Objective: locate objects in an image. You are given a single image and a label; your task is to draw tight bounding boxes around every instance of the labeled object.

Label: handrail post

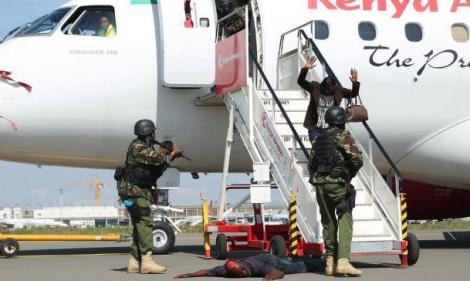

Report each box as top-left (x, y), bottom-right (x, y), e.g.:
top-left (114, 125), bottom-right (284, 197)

top-left (248, 85), bottom-right (254, 144)
top-left (369, 136), bottom-right (374, 192)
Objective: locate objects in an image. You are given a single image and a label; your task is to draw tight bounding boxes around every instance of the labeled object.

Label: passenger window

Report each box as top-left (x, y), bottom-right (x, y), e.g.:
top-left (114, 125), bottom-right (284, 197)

top-left (452, 23), bottom-right (469, 43)
top-left (314, 20), bottom-right (329, 40)
top-left (405, 23), bottom-right (423, 42)
top-left (358, 21), bottom-right (376, 41)
top-left (63, 6), bottom-right (117, 37)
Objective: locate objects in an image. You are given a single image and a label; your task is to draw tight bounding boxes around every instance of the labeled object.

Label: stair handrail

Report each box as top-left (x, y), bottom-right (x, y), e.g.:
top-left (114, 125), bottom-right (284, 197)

top-left (249, 51), bottom-right (310, 159)
top-left (297, 29), bottom-right (404, 193)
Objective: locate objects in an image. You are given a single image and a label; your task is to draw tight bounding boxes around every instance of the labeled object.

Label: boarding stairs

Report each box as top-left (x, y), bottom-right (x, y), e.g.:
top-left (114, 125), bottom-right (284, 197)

top-left (219, 20), bottom-right (404, 255)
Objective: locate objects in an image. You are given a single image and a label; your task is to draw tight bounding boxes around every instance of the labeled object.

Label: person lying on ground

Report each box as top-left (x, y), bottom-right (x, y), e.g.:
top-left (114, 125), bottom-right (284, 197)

top-left (174, 253), bottom-right (324, 280)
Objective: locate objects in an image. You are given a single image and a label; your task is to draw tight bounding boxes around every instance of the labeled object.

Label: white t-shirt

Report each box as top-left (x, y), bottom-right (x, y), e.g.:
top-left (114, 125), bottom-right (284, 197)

top-left (316, 95), bottom-right (335, 128)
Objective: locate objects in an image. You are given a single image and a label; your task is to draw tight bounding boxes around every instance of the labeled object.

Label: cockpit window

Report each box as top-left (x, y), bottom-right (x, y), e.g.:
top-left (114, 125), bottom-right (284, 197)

top-left (15, 8), bottom-right (71, 37)
top-left (1, 26), bottom-right (21, 43)
top-left (63, 6), bottom-right (117, 37)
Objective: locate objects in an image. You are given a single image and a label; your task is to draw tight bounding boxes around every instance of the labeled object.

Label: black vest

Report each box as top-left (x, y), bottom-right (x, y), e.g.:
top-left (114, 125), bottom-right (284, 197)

top-left (310, 127), bottom-right (347, 178)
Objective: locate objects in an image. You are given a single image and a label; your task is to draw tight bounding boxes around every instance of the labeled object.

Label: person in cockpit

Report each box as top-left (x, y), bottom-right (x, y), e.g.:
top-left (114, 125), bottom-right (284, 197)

top-left (98, 16), bottom-right (116, 37)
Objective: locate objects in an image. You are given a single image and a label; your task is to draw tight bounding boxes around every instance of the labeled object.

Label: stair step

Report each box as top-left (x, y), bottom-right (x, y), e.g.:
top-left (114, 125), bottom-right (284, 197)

top-left (353, 208), bottom-right (380, 220)
top-left (275, 123), bottom-right (309, 136)
top-left (282, 135), bottom-right (311, 149)
top-left (353, 234), bottom-right (394, 239)
top-left (351, 240), bottom-right (397, 253)
top-left (257, 89), bottom-right (308, 99)
top-left (355, 191), bottom-right (373, 205)
top-left (352, 220), bottom-right (391, 237)
top-left (271, 112), bottom-right (306, 123)
top-left (261, 100), bottom-right (309, 112)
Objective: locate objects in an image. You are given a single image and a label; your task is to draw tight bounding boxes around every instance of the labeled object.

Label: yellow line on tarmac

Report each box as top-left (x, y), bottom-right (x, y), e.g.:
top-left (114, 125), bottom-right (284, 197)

top-left (19, 253), bottom-right (128, 258)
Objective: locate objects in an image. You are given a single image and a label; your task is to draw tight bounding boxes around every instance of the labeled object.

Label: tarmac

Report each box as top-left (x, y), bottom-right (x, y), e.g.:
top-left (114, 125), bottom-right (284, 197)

top-left (1, 230), bottom-right (470, 281)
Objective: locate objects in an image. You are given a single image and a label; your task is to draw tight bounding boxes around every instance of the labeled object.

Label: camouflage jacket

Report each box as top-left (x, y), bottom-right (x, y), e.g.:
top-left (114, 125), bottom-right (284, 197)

top-left (126, 138), bottom-right (169, 169)
top-left (309, 127), bottom-right (363, 184)
top-left (118, 138), bottom-right (169, 199)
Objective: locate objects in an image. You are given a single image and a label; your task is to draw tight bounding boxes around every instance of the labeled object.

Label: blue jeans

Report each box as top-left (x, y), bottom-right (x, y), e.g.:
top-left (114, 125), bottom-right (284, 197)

top-left (261, 254), bottom-right (324, 274)
top-left (308, 127), bottom-right (325, 142)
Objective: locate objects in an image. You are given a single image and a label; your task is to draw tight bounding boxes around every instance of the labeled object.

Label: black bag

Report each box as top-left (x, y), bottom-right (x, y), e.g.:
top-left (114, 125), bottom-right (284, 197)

top-left (114, 167), bottom-right (125, 181)
top-left (337, 184), bottom-right (356, 215)
top-left (347, 184), bottom-right (356, 210)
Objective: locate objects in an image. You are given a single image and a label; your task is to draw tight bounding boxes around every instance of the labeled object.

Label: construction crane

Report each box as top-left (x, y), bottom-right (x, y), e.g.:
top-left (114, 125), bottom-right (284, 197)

top-left (74, 176), bottom-right (106, 207)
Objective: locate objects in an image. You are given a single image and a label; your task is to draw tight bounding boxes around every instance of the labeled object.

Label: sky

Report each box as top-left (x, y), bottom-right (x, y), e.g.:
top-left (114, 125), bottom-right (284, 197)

top-left (0, 0), bottom-right (281, 208)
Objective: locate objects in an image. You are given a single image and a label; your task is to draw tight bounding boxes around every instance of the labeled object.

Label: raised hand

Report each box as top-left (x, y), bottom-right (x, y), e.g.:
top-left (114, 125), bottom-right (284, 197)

top-left (350, 68), bottom-right (358, 83)
top-left (305, 56), bottom-right (317, 69)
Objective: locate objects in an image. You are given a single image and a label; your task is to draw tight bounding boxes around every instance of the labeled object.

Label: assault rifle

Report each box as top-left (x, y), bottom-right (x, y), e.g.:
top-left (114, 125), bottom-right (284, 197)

top-left (152, 140), bottom-right (192, 161)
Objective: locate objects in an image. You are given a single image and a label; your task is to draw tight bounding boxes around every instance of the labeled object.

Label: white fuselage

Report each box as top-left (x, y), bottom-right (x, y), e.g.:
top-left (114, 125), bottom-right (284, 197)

top-left (0, 0), bottom-right (469, 189)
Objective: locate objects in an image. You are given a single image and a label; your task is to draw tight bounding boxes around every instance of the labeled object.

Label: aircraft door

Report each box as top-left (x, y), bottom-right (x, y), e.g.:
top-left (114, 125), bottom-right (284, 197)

top-left (278, 21), bottom-right (324, 90)
top-left (157, 0), bottom-right (216, 88)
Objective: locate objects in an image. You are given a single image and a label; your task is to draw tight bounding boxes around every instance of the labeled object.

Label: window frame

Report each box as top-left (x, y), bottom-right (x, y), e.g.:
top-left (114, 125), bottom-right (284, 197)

top-left (451, 23), bottom-right (469, 43)
top-left (14, 7), bottom-right (74, 38)
top-left (314, 20), bottom-right (329, 40)
top-left (358, 21), bottom-right (377, 41)
top-left (404, 22), bottom-right (424, 42)
top-left (64, 5), bottom-right (117, 37)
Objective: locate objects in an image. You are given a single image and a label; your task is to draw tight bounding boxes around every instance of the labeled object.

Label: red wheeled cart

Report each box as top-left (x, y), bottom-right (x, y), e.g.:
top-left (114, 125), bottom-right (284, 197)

top-left (203, 184), bottom-right (323, 260)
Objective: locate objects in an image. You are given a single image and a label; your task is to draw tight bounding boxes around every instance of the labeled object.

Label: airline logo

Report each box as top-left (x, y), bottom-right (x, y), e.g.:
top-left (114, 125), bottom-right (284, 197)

top-left (215, 30), bottom-right (248, 96)
top-left (261, 112), bottom-right (284, 158)
top-left (364, 45), bottom-right (470, 79)
top-left (218, 53), bottom-right (242, 69)
top-left (308, 0), bottom-right (470, 18)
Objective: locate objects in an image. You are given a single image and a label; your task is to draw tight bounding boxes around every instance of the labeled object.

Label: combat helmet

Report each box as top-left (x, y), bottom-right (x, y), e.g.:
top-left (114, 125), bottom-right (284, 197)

top-left (325, 106), bottom-right (347, 125)
top-left (134, 119), bottom-right (156, 137)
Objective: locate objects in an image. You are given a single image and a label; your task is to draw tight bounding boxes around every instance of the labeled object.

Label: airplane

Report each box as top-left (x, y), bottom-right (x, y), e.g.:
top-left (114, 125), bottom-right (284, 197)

top-left (1, 0), bottom-right (470, 223)
top-left (0, 218), bottom-right (69, 229)
top-left (0, 222), bottom-right (14, 229)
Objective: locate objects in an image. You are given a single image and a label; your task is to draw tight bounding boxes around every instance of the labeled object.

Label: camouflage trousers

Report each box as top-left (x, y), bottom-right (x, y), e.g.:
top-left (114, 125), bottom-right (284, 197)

top-left (315, 182), bottom-right (353, 259)
top-left (119, 180), bottom-right (154, 260)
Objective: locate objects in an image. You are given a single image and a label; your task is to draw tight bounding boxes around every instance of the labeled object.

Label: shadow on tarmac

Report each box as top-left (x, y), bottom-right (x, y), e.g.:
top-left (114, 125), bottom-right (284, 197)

top-left (419, 231), bottom-right (470, 249)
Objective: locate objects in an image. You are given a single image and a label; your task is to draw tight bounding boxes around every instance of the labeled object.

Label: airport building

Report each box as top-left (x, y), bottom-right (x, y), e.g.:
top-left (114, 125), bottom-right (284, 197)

top-left (169, 204), bottom-right (287, 219)
top-left (32, 206), bottom-right (127, 227)
top-left (0, 208), bottom-right (23, 219)
top-left (1, 204), bottom-right (288, 228)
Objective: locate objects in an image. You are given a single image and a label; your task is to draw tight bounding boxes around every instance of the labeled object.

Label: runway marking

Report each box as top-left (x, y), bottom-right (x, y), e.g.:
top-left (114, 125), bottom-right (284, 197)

top-left (447, 232), bottom-right (457, 240)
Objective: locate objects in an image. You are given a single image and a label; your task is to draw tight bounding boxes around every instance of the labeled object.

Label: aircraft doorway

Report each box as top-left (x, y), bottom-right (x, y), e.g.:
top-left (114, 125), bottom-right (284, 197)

top-left (214, 0), bottom-right (259, 79)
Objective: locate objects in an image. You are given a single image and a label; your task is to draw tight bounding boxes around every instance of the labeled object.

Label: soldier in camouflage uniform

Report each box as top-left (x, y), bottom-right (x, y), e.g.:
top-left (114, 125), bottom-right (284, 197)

top-left (225, 6), bottom-right (245, 37)
top-left (308, 107), bottom-right (363, 277)
top-left (117, 119), bottom-right (182, 274)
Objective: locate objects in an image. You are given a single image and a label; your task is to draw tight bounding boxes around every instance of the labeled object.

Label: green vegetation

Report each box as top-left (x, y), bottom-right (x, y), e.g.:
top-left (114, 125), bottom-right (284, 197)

top-left (3, 220), bottom-right (469, 235)
top-left (2, 224), bottom-right (205, 235)
top-left (2, 226), bottom-right (132, 235)
top-left (178, 224), bottom-right (203, 233)
top-left (409, 220), bottom-right (470, 231)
